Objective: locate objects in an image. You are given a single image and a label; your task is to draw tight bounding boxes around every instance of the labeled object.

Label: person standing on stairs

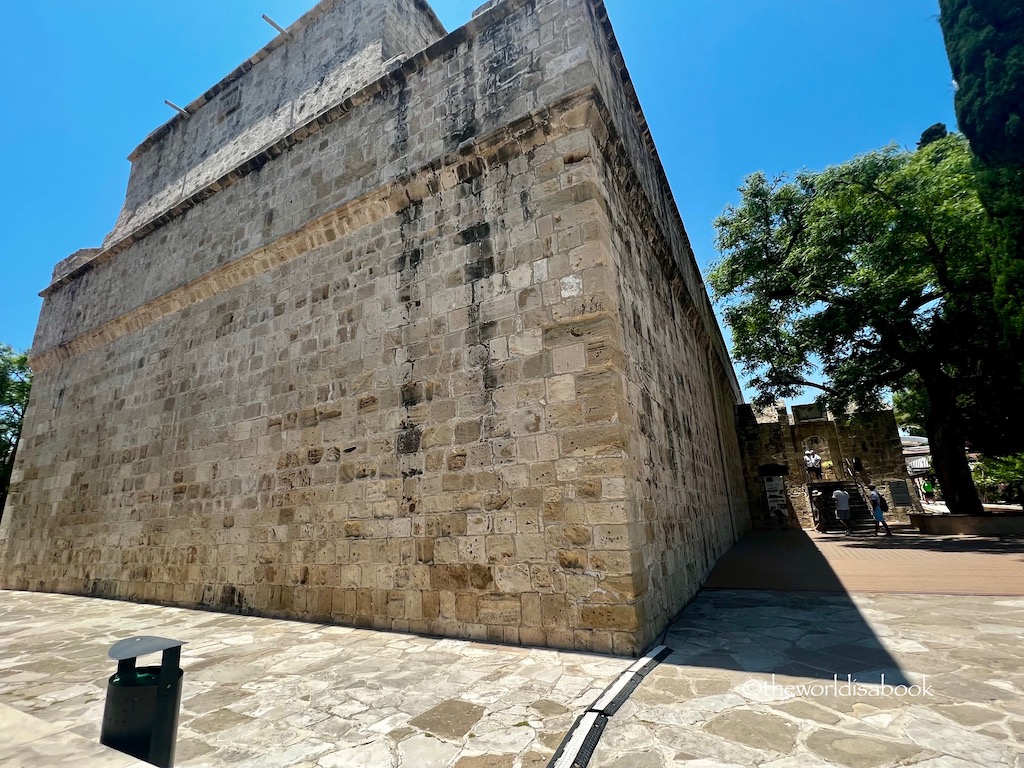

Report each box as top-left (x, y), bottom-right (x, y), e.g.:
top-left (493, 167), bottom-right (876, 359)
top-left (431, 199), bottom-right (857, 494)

top-left (805, 450), bottom-right (823, 481)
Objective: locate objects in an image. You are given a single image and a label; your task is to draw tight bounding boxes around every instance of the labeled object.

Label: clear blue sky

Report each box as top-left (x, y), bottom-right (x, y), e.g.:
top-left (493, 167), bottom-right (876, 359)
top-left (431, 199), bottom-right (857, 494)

top-left (0, 0), bottom-right (956, 395)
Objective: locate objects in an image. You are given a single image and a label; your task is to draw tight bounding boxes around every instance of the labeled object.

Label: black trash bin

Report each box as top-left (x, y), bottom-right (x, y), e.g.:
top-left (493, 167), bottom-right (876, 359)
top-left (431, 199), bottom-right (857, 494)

top-left (100, 635), bottom-right (186, 768)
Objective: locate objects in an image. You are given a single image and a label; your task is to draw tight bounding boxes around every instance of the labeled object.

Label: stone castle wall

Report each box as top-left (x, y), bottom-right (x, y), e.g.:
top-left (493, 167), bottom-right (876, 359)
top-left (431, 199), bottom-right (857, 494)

top-left (1, 0), bottom-right (748, 655)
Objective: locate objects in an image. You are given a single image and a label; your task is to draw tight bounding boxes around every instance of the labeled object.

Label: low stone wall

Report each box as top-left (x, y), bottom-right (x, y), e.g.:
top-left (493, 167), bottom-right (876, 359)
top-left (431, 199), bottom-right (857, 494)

top-left (909, 513), bottom-right (1024, 536)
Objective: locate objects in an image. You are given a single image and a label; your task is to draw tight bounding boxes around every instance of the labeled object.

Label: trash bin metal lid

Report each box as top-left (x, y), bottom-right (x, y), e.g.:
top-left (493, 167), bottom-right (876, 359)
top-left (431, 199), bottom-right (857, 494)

top-left (108, 636), bottom-right (187, 661)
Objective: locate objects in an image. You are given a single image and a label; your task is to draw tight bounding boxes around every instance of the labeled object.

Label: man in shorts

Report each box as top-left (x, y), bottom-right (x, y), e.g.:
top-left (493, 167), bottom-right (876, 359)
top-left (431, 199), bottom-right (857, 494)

top-left (868, 484), bottom-right (893, 536)
top-left (832, 487), bottom-right (853, 535)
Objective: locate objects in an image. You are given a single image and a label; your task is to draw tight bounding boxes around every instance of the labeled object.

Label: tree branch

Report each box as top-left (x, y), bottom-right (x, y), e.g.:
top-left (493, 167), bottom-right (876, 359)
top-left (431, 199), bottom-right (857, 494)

top-left (769, 379), bottom-right (840, 396)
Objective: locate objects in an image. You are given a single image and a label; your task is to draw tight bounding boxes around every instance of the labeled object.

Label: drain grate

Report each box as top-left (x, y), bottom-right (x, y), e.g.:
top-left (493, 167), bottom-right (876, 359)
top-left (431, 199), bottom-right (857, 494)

top-left (546, 644), bottom-right (674, 768)
top-left (548, 711), bottom-right (608, 768)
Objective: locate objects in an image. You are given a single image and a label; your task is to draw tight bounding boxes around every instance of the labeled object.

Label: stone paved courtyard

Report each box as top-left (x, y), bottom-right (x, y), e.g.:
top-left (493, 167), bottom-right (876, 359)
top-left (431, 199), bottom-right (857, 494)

top-left (2, 583), bottom-right (1023, 767)
top-left (595, 590), bottom-right (1024, 767)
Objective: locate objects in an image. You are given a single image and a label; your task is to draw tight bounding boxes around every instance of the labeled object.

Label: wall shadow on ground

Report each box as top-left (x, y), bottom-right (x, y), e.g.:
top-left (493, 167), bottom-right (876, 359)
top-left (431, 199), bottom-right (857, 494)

top-left (835, 528), bottom-right (1024, 557)
top-left (659, 530), bottom-right (912, 685)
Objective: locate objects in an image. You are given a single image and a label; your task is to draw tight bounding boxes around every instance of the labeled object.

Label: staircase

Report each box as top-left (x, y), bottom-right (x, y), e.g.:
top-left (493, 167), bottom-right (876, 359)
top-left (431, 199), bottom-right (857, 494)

top-left (810, 480), bottom-right (874, 532)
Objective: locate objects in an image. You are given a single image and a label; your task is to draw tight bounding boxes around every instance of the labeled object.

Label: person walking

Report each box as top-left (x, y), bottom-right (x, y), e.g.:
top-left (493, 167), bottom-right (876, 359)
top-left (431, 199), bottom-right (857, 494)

top-left (922, 478), bottom-right (936, 502)
top-left (868, 484), bottom-right (893, 536)
top-left (831, 487), bottom-right (853, 535)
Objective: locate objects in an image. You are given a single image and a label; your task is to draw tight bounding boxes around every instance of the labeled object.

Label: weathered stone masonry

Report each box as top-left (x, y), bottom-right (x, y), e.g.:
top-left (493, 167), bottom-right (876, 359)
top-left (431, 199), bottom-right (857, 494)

top-left (1, 0), bottom-right (749, 655)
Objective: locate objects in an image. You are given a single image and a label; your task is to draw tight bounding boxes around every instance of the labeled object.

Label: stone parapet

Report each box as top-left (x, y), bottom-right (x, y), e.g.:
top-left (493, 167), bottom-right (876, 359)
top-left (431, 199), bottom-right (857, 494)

top-left (105, 0), bottom-right (446, 249)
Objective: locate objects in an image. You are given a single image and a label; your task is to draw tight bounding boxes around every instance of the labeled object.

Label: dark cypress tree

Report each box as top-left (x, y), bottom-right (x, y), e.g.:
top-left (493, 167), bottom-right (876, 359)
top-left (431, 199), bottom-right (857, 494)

top-left (939, 0), bottom-right (1024, 349)
top-left (918, 122), bottom-right (948, 148)
top-left (940, 0), bottom-right (1024, 167)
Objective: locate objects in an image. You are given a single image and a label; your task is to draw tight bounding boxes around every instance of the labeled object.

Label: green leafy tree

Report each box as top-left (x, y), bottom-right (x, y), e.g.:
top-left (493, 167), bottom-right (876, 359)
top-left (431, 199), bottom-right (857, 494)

top-left (939, 0), bottom-right (1024, 345)
top-left (972, 453), bottom-right (1024, 503)
top-left (710, 134), bottom-right (1023, 516)
top-left (1, 344), bottom-right (31, 519)
top-left (892, 376), bottom-right (929, 437)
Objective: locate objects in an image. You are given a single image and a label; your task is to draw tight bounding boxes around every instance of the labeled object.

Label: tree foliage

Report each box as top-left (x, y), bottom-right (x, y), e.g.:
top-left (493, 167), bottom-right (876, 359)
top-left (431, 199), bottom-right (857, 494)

top-left (711, 135), bottom-right (995, 411)
top-left (918, 122), bottom-right (949, 149)
top-left (0, 344), bottom-right (31, 517)
top-left (710, 135), bottom-right (1022, 515)
top-left (939, 0), bottom-right (1024, 344)
top-left (892, 375), bottom-right (929, 436)
top-left (939, 0), bottom-right (1024, 168)
top-left (972, 453), bottom-right (1024, 503)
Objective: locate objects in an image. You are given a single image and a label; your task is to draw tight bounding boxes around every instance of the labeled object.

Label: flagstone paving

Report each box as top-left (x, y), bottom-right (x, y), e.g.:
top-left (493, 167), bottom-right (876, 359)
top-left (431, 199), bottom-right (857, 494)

top-left (0, 590), bottom-right (623, 767)
top-left (594, 590), bottom-right (1024, 767)
top-left (4, 526), bottom-right (1024, 766)
top-left (1, 588), bottom-right (1023, 767)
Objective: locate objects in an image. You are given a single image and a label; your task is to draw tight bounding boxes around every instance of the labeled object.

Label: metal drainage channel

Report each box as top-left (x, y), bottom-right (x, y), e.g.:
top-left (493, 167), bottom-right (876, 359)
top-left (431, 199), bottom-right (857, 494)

top-left (547, 645), bottom-right (674, 768)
